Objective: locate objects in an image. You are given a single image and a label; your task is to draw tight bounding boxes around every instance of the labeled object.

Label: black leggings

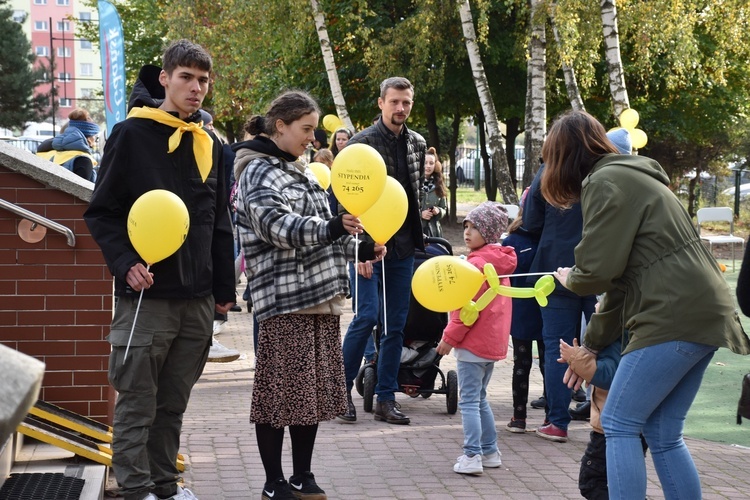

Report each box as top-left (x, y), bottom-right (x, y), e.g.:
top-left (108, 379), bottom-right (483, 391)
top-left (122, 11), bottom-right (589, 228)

top-left (256, 423), bottom-right (319, 482)
top-left (511, 337), bottom-right (545, 420)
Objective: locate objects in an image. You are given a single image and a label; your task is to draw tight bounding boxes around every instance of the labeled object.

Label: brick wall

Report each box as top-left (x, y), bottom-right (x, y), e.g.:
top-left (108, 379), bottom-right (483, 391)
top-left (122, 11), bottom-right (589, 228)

top-left (0, 152), bottom-right (114, 425)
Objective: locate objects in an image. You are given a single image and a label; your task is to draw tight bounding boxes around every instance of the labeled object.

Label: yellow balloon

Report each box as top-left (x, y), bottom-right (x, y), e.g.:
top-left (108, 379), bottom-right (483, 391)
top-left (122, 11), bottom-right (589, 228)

top-left (631, 128), bottom-right (648, 149)
top-left (459, 273), bottom-right (556, 325)
top-left (359, 177), bottom-right (408, 245)
top-left (619, 108), bottom-right (639, 130)
top-left (322, 114), bottom-right (343, 133)
top-left (412, 256), bottom-right (485, 313)
top-left (127, 189), bottom-right (190, 265)
top-left (331, 143), bottom-right (387, 216)
top-left (308, 162), bottom-right (331, 190)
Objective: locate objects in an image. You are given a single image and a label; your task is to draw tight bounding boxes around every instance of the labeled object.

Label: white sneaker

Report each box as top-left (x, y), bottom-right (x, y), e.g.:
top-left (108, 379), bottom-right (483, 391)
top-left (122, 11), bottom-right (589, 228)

top-left (454, 454), bottom-right (483, 474)
top-left (207, 337), bottom-right (240, 363)
top-left (169, 486), bottom-right (199, 499)
top-left (482, 450), bottom-right (502, 468)
top-left (212, 319), bottom-right (225, 336)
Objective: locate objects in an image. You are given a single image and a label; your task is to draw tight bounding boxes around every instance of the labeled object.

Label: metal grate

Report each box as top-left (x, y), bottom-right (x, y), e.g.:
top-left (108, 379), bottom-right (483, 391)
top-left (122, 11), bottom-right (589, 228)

top-left (0, 472), bottom-right (84, 500)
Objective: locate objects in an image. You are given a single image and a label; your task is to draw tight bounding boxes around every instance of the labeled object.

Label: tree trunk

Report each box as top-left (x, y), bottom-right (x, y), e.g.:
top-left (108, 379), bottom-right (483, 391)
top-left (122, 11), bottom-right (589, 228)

top-left (601, 0), bottom-right (629, 119)
top-left (549, 3), bottom-right (585, 111)
top-left (524, 0), bottom-right (546, 188)
top-left (448, 111), bottom-right (461, 224)
top-left (505, 115), bottom-right (520, 188)
top-left (310, 0), bottom-right (354, 131)
top-left (458, 0), bottom-right (518, 204)
top-left (425, 102), bottom-right (440, 152)
top-left (477, 111), bottom-right (496, 201)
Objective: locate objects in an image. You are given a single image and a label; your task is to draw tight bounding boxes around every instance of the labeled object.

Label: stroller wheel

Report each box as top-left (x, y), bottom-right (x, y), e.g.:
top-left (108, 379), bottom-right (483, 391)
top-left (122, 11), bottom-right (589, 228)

top-left (446, 370), bottom-right (458, 415)
top-left (354, 363), bottom-right (369, 397)
top-left (421, 392), bottom-right (432, 399)
top-left (363, 364), bottom-right (376, 413)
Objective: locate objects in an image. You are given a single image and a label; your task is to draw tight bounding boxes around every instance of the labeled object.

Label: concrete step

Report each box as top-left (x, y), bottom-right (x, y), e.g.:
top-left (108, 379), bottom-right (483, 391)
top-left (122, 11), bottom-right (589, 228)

top-left (7, 434), bottom-right (106, 500)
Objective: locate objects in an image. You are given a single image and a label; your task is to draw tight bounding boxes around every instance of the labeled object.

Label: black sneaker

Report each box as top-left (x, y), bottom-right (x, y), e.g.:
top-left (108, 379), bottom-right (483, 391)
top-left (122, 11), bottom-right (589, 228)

top-left (288, 472), bottom-right (326, 500)
top-left (530, 395), bottom-right (546, 409)
top-left (262, 478), bottom-right (296, 500)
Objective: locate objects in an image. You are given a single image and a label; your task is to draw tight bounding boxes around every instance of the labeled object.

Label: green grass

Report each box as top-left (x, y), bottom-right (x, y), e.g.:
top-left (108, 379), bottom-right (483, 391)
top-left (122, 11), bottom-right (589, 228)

top-left (451, 186), bottom-right (491, 204)
top-left (684, 259), bottom-right (750, 446)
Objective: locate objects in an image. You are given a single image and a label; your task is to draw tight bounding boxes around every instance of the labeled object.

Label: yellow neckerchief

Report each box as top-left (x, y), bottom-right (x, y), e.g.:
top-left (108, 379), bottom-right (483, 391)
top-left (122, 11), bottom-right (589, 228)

top-left (37, 149), bottom-right (97, 166)
top-left (127, 106), bottom-right (214, 182)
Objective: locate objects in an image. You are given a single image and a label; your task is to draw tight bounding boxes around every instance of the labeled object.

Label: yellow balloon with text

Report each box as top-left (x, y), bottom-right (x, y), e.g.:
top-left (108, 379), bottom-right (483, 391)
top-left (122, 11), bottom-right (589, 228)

top-left (359, 177), bottom-right (408, 245)
top-left (631, 128), bottom-right (648, 149)
top-left (412, 256), bottom-right (485, 313)
top-left (308, 162), bottom-right (331, 190)
top-left (619, 108), bottom-right (640, 130)
top-left (331, 143), bottom-right (387, 216)
top-left (322, 114), bottom-right (343, 133)
top-left (127, 190), bottom-right (190, 265)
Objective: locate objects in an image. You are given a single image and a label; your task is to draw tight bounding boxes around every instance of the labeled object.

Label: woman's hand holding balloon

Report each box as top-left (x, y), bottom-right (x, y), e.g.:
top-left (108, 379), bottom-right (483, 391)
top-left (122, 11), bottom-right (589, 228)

top-left (341, 214), bottom-right (364, 235)
top-left (373, 244), bottom-right (387, 261)
top-left (553, 266), bottom-right (572, 290)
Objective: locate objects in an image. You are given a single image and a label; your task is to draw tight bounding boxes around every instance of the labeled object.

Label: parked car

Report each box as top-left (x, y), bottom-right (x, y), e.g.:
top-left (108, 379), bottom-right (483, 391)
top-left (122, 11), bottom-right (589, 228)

top-left (721, 183), bottom-right (750, 199)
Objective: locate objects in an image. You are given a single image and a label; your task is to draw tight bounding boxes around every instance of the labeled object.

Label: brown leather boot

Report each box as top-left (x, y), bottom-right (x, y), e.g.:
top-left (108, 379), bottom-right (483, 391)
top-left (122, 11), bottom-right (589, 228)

top-left (373, 400), bottom-right (410, 425)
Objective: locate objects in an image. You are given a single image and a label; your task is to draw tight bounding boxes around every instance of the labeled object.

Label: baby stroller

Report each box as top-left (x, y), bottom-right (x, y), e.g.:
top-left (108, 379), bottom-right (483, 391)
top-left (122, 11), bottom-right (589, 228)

top-left (354, 236), bottom-right (459, 415)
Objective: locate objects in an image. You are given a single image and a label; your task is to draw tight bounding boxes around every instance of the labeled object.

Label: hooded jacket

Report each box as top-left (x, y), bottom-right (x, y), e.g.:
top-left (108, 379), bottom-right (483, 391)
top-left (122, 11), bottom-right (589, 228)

top-left (36, 126), bottom-right (97, 182)
top-left (233, 137), bottom-right (362, 322)
top-left (568, 154), bottom-right (750, 355)
top-left (83, 65), bottom-right (235, 304)
top-left (441, 244), bottom-right (517, 361)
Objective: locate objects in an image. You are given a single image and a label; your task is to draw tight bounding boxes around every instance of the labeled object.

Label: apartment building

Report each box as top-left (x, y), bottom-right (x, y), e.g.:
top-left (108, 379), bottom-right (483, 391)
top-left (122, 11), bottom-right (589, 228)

top-left (11, 0), bottom-right (103, 123)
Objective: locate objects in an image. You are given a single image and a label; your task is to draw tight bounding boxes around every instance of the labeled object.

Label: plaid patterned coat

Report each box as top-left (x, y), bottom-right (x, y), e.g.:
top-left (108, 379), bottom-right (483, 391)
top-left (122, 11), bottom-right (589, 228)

top-left (235, 148), bottom-right (358, 322)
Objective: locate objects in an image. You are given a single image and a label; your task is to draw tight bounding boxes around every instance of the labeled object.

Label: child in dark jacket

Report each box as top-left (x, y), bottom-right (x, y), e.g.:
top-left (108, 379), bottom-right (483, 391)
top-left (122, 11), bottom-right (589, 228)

top-left (437, 202), bottom-right (517, 475)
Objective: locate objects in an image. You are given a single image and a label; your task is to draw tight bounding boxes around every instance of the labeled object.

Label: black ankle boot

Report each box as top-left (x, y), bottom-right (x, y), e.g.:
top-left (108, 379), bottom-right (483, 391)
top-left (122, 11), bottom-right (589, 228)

top-left (337, 392), bottom-right (356, 422)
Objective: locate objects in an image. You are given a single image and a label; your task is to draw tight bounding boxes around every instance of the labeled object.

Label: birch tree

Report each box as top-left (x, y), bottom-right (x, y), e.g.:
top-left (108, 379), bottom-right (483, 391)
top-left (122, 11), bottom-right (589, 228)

top-left (549, 2), bottom-right (584, 112)
top-left (457, 0), bottom-right (518, 204)
top-left (309, 0), bottom-right (354, 132)
top-left (600, 0), bottom-right (629, 119)
top-left (523, 0), bottom-right (547, 187)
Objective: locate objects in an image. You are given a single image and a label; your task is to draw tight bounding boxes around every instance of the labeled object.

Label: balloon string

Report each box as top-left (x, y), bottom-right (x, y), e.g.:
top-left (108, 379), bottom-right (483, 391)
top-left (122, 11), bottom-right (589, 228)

top-left (123, 264), bottom-right (149, 363)
top-left (496, 271), bottom-right (554, 279)
top-left (381, 260), bottom-right (388, 337)
top-left (356, 235), bottom-right (360, 316)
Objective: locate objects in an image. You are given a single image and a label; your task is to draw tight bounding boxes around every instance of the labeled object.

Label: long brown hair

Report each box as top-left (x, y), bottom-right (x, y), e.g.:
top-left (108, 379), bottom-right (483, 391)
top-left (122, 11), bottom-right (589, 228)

top-left (541, 110), bottom-right (619, 208)
top-left (425, 147), bottom-right (446, 198)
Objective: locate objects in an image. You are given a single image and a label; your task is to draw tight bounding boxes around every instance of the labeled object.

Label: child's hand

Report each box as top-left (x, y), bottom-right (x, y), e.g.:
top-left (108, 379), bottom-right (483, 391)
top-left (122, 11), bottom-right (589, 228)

top-left (563, 366), bottom-right (585, 391)
top-left (557, 338), bottom-right (579, 364)
top-left (436, 339), bottom-right (452, 356)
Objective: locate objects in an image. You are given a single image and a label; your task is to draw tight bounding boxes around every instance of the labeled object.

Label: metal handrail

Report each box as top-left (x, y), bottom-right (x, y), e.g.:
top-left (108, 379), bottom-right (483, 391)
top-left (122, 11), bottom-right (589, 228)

top-left (0, 198), bottom-right (76, 247)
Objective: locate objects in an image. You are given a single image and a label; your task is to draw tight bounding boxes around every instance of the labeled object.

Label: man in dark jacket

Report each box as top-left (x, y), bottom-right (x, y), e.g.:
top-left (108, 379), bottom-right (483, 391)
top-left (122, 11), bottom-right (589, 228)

top-left (338, 76), bottom-right (426, 425)
top-left (84, 40), bottom-right (235, 500)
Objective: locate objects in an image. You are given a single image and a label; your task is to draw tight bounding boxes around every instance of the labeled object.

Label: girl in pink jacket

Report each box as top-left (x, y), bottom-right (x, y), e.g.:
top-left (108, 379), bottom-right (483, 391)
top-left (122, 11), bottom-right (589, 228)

top-left (437, 202), bottom-right (517, 475)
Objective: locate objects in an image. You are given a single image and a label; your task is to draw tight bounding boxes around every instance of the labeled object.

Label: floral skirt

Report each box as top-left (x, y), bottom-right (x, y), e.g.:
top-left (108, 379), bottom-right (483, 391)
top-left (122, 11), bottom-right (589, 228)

top-left (250, 314), bottom-right (347, 428)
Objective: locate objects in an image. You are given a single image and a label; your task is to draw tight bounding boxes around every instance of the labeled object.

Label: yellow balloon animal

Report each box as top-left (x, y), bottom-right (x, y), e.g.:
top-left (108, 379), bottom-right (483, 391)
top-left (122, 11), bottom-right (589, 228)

top-left (459, 264), bottom-right (555, 326)
top-left (411, 256), bottom-right (486, 313)
top-left (308, 162), bottom-right (331, 190)
top-left (127, 189), bottom-right (190, 265)
top-left (359, 177), bottom-right (408, 245)
top-left (331, 143), bottom-right (387, 216)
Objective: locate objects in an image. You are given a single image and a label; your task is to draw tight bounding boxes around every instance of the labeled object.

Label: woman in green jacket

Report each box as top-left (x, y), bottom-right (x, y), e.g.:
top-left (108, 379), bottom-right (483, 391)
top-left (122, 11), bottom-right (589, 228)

top-left (546, 110), bottom-right (750, 500)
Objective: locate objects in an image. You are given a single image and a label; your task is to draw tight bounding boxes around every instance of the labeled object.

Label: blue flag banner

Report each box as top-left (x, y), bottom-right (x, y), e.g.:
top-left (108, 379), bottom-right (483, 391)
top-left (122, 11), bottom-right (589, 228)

top-left (97, 0), bottom-right (125, 136)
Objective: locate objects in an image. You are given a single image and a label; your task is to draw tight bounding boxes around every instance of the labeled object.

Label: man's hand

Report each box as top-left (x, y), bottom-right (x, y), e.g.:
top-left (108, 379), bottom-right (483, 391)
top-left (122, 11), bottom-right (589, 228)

top-left (215, 302), bottom-right (234, 315)
top-left (126, 263), bottom-right (154, 292)
top-left (357, 261), bottom-right (373, 279)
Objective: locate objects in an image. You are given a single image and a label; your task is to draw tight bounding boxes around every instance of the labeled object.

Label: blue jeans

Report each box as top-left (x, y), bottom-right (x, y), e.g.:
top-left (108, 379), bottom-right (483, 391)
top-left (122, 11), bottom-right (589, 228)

top-left (342, 256), bottom-right (414, 401)
top-left (541, 293), bottom-right (596, 430)
top-left (457, 360), bottom-right (498, 457)
top-left (602, 340), bottom-right (716, 500)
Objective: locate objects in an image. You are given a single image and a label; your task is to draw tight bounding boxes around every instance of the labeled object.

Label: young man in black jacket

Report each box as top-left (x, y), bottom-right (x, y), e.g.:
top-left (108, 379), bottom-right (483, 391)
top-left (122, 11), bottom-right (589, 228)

top-left (84, 40), bottom-right (235, 500)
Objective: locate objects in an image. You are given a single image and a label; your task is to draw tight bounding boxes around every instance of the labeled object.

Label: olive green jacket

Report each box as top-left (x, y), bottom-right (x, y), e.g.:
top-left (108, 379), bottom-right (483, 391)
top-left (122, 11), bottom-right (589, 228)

top-left (567, 154), bottom-right (750, 355)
